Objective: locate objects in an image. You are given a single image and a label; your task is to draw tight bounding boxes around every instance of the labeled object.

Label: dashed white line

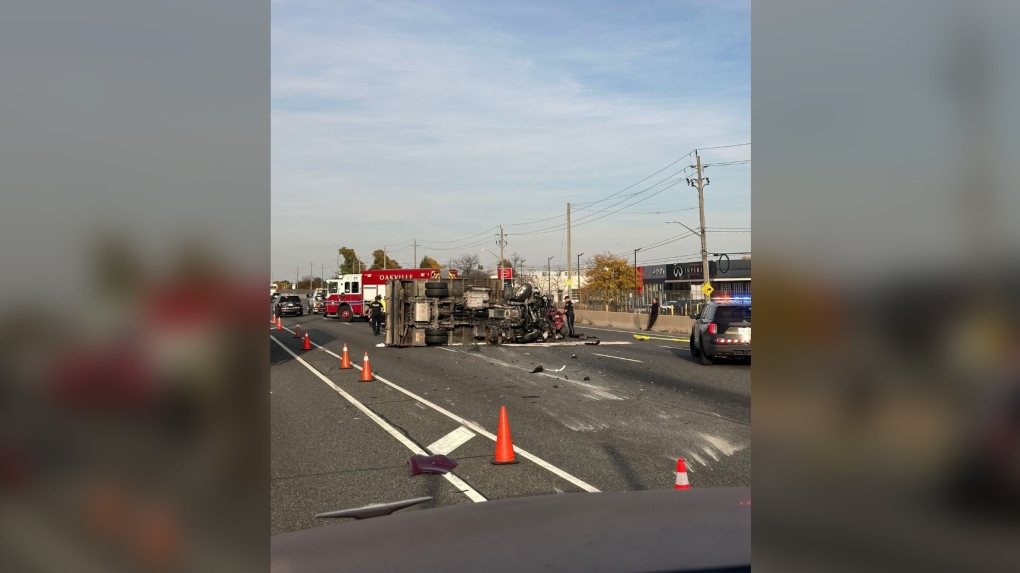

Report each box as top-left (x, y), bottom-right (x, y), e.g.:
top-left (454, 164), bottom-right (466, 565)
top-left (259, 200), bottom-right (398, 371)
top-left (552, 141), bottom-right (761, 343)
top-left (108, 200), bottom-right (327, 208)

top-left (270, 335), bottom-right (487, 503)
top-left (427, 426), bottom-right (476, 456)
top-left (593, 353), bottom-right (643, 363)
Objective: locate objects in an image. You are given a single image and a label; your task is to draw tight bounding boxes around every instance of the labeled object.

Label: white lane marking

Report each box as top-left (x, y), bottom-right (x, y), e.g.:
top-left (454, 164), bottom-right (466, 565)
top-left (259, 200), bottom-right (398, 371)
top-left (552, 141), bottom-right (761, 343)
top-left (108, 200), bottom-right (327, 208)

top-left (593, 353), bottom-right (643, 363)
top-left (501, 341), bottom-right (633, 346)
top-left (285, 333), bottom-right (599, 493)
top-left (660, 345), bottom-right (691, 351)
top-left (270, 335), bottom-right (486, 503)
top-left (427, 426), bottom-right (476, 456)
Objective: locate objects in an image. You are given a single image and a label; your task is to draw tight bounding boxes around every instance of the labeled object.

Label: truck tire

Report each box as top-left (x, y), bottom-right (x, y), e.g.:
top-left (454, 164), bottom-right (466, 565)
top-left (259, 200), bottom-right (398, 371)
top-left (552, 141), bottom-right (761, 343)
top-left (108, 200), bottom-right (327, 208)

top-left (425, 286), bottom-right (449, 298)
top-left (424, 281), bottom-right (446, 290)
top-left (338, 306), bottom-right (354, 322)
top-left (424, 328), bottom-right (447, 346)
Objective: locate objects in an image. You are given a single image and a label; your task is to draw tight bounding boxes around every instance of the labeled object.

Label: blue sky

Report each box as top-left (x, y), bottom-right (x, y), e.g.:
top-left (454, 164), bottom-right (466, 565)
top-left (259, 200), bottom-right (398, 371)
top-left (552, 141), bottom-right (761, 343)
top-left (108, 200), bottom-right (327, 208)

top-left (272, 0), bottom-right (749, 280)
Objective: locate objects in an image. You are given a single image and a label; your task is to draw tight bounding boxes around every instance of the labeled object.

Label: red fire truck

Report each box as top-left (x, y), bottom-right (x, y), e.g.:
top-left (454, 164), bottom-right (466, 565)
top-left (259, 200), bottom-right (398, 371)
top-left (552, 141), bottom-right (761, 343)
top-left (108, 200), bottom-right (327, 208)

top-left (323, 268), bottom-right (458, 321)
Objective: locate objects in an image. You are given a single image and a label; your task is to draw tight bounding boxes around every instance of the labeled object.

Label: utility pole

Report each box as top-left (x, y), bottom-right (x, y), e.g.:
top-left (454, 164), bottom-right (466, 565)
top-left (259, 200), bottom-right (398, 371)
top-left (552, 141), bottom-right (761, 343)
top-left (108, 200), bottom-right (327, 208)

top-left (413, 239), bottom-right (418, 268)
top-left (696, 152), bottom-right (711, 301)
top-left (310, 261), bottom-right (313, 290)
top-left (295, 267), bottom-right (299, 290)
top-left (566, 203), bottom-right (571, 299)
top-left (496, 226), bottom-right (508, 284)
top-left (497, 226), bottom-right (507, 267)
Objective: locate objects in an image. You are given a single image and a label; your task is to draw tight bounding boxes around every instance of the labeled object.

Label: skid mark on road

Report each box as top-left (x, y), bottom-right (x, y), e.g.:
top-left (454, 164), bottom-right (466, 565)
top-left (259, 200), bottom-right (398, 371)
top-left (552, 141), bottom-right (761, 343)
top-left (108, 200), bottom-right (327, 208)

top-left (539, 407), bottom-right (609, 432)
top-left (447, 347), bottom-right (625, 401)
top-left (699, 433), bottom-right (746, 457)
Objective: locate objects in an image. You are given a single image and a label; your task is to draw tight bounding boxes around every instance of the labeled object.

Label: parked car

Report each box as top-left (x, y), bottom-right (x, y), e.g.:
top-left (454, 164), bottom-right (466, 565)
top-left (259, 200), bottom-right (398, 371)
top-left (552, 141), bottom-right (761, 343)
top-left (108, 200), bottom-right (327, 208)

top-left (689, 301), bottom-right (751, 365)
top-left (275, 294), bottom-right (305, 317)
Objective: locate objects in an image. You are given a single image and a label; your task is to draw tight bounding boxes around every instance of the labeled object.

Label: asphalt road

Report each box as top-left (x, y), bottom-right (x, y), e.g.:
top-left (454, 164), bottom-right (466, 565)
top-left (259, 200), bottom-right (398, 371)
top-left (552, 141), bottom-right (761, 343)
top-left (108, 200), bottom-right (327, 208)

top-left (270, 311), bottom-right (750, 536)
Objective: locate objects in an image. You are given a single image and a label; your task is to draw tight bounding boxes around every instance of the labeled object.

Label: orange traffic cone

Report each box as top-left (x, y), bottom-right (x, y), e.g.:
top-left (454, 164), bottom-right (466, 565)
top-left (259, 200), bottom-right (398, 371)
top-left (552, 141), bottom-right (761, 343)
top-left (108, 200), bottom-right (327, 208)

top-left (339, 344), bottom-right (352, 369)
top-left (359, 352), bottom-right (375, 381)
top-left (492, 406), bottom-right (519, 464)
top-left (276, 317), bottom-right (282, 330)
top-left (302, 332), bottom-right (312, 351)
top-left (674, 458), bottom-right (690, 489)
top-left (293, 325), bottom-right (302, 339)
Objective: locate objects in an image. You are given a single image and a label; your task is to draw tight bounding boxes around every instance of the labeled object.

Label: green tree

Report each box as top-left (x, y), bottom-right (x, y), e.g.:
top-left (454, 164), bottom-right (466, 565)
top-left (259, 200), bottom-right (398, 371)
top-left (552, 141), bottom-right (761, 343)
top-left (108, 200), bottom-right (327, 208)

top-left (583, 253), bottom-right (637, 302)
top-left (419, 256), bottom-right (441, 269)
top-left (337, 247), bottom-right (366, 274)
top-left (369, 249), bottom-right (403, 270)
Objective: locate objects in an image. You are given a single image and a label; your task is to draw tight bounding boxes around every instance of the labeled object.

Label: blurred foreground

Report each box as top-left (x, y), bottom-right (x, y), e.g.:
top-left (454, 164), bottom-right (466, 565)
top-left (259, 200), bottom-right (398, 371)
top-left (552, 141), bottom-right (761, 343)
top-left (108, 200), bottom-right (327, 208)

top-left (0, 237), bottom-right (267, 572)
top-left (754, 1), bottom-right (1020, 570)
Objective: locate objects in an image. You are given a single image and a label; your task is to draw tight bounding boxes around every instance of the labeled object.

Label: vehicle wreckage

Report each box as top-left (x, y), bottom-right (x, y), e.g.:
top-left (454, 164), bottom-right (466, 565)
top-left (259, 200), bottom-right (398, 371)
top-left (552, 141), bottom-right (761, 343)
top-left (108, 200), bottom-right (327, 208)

top-left (384, 276), bottom-right (573, 347)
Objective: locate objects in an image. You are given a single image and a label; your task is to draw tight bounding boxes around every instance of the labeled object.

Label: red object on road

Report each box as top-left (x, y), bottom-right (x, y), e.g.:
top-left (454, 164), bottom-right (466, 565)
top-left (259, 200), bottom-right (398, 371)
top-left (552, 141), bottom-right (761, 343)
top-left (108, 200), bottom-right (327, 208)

top-left (302, 332), bottom-right (312, 351)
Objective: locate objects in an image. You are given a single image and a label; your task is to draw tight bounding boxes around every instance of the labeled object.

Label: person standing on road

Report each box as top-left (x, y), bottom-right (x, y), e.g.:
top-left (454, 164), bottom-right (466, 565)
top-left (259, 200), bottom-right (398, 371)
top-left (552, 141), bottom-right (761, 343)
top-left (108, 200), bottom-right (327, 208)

top-left (368, 295), bottom-right (384, 335)
top-left (646, 297), bottom-right (660, 331)
top-left (564, 295), bottom-right (575, 336)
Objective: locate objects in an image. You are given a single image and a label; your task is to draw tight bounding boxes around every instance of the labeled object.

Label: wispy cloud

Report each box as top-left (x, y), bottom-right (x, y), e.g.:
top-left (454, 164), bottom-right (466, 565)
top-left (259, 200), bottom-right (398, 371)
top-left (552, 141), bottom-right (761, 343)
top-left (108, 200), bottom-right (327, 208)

top-left (272, 1), bottom-right (749, 273)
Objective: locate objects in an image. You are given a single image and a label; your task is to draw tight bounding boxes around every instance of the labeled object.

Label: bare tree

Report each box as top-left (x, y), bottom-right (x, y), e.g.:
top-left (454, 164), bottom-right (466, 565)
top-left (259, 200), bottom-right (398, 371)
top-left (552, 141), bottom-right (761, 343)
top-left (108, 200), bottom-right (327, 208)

top-left (452, 253), bottom-right (487, 279)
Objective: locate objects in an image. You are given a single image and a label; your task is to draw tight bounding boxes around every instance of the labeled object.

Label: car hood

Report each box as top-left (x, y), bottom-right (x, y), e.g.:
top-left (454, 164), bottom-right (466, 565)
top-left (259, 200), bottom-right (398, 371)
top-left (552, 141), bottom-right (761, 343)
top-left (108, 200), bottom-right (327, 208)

top-left (271, 487), bottom-right (750, 573)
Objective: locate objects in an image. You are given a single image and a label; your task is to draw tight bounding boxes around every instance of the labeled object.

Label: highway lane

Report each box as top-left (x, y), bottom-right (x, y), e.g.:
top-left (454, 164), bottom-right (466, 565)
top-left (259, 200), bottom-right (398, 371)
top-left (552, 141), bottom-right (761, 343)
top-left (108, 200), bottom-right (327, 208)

top-left (270, 337), bottom-right (477, 535)
top-left (271, 313), bottom-right (750, 535)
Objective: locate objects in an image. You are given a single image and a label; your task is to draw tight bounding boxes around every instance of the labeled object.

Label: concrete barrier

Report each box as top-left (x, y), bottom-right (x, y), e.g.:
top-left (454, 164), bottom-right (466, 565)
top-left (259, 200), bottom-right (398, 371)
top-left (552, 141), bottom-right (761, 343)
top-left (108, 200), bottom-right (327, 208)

top-left (575, 310), bottom-right (694, 335)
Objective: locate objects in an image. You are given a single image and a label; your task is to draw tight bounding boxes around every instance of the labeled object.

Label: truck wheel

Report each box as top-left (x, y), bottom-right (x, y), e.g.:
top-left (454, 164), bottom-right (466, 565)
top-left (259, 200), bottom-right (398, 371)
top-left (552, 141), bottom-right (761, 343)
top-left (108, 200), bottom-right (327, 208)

top-left (424, 328), bottom-right (447, 346)
top-left (339, 307), bottom-right (353, 322)
top-left (425, 287), bottom-right (448, 298)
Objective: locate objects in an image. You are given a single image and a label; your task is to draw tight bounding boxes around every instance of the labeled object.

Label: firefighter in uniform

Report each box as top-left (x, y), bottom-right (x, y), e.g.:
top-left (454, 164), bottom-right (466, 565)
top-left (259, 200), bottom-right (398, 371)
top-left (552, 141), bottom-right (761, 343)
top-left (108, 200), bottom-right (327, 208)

top-left (368, 295), bottom-right (385, 335)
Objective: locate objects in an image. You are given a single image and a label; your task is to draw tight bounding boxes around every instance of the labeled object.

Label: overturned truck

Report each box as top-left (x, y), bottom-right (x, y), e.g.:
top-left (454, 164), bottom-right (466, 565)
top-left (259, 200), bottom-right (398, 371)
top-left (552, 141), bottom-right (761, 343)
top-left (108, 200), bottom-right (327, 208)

top-left (385, 276), bottom-right (570, 347)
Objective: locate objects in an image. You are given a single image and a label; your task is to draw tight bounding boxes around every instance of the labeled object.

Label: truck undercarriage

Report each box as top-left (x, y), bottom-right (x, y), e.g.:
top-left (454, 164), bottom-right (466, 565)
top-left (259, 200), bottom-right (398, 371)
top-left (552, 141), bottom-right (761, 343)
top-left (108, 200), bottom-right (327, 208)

top-left (385, 278), bottom-right (569, 347)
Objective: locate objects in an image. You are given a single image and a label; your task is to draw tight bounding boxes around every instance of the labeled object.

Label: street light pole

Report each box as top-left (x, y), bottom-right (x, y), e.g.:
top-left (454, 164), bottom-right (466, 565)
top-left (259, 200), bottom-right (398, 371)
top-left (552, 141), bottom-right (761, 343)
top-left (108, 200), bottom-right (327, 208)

top-left (547, 256), bottom-right (554, 294)
top-left (633, 248), bottom-right (641, 312)
top-left (576, 252), bottom-right (583, 303)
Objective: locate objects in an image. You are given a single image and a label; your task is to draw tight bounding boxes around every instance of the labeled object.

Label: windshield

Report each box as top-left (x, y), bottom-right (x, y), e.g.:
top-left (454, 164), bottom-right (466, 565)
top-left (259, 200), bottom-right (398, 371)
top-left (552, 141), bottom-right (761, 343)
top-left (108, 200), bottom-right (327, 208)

top-left (267, 3), bottom-right (751, 569)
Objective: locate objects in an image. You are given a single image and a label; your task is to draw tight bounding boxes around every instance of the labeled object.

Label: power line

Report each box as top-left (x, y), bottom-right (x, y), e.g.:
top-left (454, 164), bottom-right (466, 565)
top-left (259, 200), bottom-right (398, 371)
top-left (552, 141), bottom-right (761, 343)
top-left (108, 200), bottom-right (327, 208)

top-left (697, 142), bottom-right (751, 151)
